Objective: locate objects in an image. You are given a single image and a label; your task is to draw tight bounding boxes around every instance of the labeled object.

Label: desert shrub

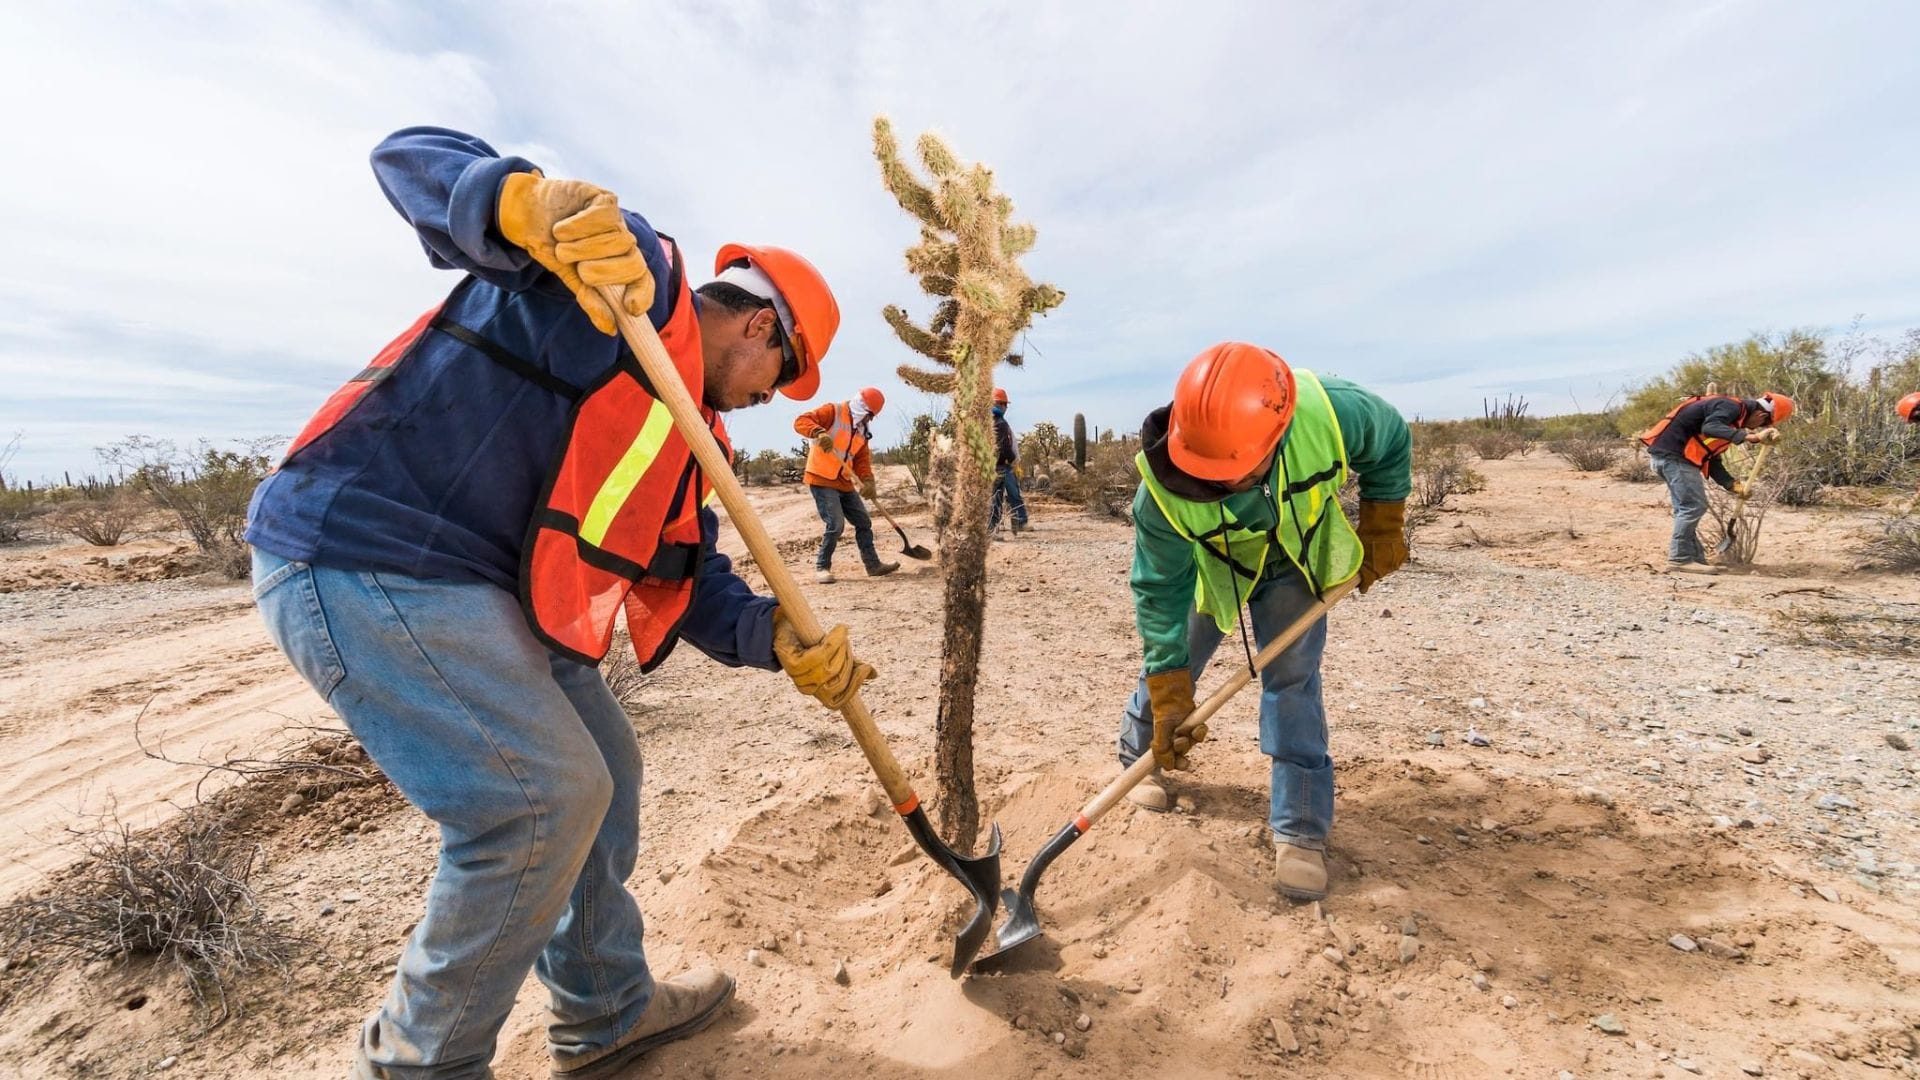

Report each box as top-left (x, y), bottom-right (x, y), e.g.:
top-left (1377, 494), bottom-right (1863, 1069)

top-left (1859, 514), bottom-right (1920, 570)
top-left (0, 806), bottom-right (295, 1017)
top-left (105, 437), bottom-right (276, 578)
top-left (1415, 444), bottom-right (1485, 508)
top-left (1017, 421), bottom-right (1071, 471)
top-left (45, 491), bottom-right (145, 546)
top-left (1553, 438), bottom-right (1624, 472)
top-left (1609, 445), bottom-right (1662, 483)
top-left (0, 485), bottom-right (39, 543)
top-left (1538, 411), bottom-right (1621, 441)
top-left (601, 628), bottom-right (651, 716)
top-left (746, 448), bottom-right (785, 485)
top-left (1050, 437), bottom-right (1139, 519)
top-left (1469, 430), bottom-right (1529, 461)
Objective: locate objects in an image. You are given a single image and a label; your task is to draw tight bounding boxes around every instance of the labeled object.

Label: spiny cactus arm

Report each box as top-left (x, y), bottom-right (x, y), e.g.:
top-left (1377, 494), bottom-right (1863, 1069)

top-left (918, 273), bottom-right (957, 297)
top-left (884, 305), bottom-right (950, 362)
top-left (873, 119), bottom-right (942, 227)
top-left (898, 365), bottom-right (957, 395)
top-left (1000, 222), bottom-right (1036, 259)
top-left (915, 132), bottom-right (961, 179)
top-left (906, 237), bottom-right (960, 277)
top-left (929, 299), bottom-right (959, 336)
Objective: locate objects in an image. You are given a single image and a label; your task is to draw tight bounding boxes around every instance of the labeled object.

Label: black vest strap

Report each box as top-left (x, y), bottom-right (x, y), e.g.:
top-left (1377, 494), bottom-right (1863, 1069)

top-left (432, 319), bottom-right (585, 402)
top-left (534, 509), bottom-right (700, 583)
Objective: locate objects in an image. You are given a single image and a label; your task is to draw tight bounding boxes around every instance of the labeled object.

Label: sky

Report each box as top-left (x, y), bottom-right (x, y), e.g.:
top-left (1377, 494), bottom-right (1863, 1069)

top-left (2, 1), bottom-right (1917, 482)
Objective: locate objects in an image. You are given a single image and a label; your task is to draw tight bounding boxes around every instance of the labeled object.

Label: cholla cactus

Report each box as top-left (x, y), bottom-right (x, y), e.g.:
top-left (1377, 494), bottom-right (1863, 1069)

top-left (873, 117), bottom-right (1063, 849)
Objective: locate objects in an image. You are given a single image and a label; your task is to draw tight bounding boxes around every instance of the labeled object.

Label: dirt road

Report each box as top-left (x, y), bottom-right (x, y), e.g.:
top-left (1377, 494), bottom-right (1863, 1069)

top-left (1, 459), bottom-right (1916, 1078)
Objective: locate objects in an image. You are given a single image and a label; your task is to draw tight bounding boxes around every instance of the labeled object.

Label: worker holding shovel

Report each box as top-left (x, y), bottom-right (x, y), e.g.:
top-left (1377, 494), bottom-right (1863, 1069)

top-left (796, 387), bottom-right (900, 583)
top-left (989, 387), bottom-right (1030, 536)
top-left (1117, 343), bottom-right (1412, 901)
top-left (246, 127), bottom-right (875, 1080)
top-left (1637, 391), bottom-right (1793, 574)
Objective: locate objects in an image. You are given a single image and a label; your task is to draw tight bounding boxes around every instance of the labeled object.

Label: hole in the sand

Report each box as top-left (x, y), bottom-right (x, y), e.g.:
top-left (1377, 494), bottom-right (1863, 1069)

top-left (124, 994), bottom-right (147, 1011)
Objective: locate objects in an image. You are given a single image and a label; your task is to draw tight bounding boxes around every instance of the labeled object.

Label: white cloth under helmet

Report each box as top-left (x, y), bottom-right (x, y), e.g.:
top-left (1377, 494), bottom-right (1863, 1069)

top-left (712, 263), bottom-right (796, 340)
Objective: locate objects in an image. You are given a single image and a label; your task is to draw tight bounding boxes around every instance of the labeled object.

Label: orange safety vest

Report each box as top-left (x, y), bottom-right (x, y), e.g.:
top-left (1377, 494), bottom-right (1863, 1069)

top-left (803, 401), bottom-right (867, 487)
top-left (1638, 395), bottom-right (1747, 475)
top-left (281, 235), bottom-right (725, 670)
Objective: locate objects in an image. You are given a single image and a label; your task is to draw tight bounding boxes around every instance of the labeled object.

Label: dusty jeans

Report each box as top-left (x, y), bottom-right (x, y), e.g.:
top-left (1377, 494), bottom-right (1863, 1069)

top-left (1650, 452), bottom-right (1710, 563)
top-left (990, 466), bottom-right (1028, 530)
top-left (252, 550), bottom-right (655, 1079)
top-left (811, 484), bottom-right (881, 570)
top-left (1116, 561), bottom-right (1333, 849)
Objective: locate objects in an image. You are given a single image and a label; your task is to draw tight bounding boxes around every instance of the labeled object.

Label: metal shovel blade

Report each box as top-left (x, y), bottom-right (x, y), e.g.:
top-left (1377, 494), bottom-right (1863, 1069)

top-left (972, 820), bottom-right (1083, 972)
top-left (901, 807), bottom-right (1003, 977)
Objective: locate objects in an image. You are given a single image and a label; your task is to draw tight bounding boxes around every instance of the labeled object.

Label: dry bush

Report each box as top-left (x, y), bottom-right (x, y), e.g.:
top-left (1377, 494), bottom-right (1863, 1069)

top-left (1859, 515), bottom-right (1920, 570)
top-left (1049, 437), bottom-right (1139, 519)
top-left (0, 805), bottom-right (296, 1018)
top-left (0, 486), bottom-right (39, 543)
top-left (106, 437), bottom-right (276, 578)
top-left (602, 628), bottom-right (651, 717)
top-left (1469, 430), bottom-right (1530, 461)
top-left (1609, 446), bottom-right (1661, 483)
top-left (1553, 438), bottom-right (1623, 472)
top-left (45, 492), bottom-right (145, 546)
top-left (1774, 604), bottom-right (1920, 658)
top-left (1415, 445), bottom-right (1484, 508)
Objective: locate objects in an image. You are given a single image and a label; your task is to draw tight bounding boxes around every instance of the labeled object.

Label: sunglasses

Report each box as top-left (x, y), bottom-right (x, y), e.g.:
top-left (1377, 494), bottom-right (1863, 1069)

top-left (770, 315), bottom-right (804, 390)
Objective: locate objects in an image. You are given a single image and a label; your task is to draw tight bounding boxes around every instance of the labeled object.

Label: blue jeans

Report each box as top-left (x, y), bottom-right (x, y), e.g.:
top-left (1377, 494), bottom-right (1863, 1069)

top-left (990, 466), bottom-right (1028, 529)
top-left (1117, 562), bottom-right (1332, 849)
top-left (811, 485), bottom-right (880, 570)
top-left (1650, 452), bottom-right (1709, 563)
top-left (251, 550), bottom-right (654, 1079)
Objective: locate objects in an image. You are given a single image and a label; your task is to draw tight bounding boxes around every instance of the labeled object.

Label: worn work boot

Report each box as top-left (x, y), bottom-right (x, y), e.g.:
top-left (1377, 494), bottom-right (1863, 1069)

top-left (865, 560), bottom-right (900, 577)
top-left (1126, 767), bottom-right (1172, 812)
top-left (551, 967), bottom-right (736, 1078)
top-left (815, 569), bottom-right (836, 584)
top-left (1665, 560), bottom-right (1721, 575)
top-left (1274, 844), bottom-right (1329, 902)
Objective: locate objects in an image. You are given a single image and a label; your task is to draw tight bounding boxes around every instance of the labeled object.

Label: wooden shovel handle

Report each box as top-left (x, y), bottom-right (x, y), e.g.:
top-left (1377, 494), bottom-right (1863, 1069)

top-left (1728, 443), bottom-right (1773, 518)
top-left (1081, 577), bottom-right (1358, 826)
top-left (597, 286), bottom-right (915, 808)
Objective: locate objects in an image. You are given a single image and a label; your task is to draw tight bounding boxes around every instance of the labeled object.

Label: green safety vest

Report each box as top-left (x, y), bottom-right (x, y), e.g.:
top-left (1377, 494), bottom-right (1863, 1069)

top-left (1135, 369), bottom-right (1363, 631)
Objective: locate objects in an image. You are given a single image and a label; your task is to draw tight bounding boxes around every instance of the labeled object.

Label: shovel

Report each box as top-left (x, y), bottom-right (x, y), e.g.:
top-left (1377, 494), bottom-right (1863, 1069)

top-left (975, 577), bottom-right (1356, 971)
top-left (597, 285), bottom-right (1001, 977)
top-left (1715, 443), bottom-right (1773, 557)
top-left (837, 460), bottom-right (932, 560)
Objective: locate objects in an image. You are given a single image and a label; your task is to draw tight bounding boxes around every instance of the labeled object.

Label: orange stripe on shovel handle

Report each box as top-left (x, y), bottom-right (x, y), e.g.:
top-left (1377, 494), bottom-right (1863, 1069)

top-left (894, 793), bottom-right (920, 815)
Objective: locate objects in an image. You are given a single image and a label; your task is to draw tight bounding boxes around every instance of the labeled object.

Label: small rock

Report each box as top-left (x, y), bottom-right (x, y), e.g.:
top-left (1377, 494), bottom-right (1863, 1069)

top-left (1468, 948), bottom-right (1495, 972)
top-left (1501, 994), bottom-right (1517, 1009)
top-left (1814, 793), bottom-right (1857, 812)
top-left (1321, 946), bottom-right (1347, 969)
top-left (1467, 697), bottom-right (1488, 710)
top-left (1426, 731), bottom-right (1445, 747)
top-left (1466, 728), bottom-right (1492, 748)
top-left (1074, 1013), bottom-right (1091, 1032)
top-left (1739, 748), bottom-right (1771, 765)
top-left (319, 902), bottom-right (336, 917)
top-left (1399, 936), bottom-right (1420, 964)
top-left (1674, 1059), bottom-right (1700, 1074)
top-left (1813, 885), bottom-right (1840, 903)
top-left (657, 869), bottom-right (674, 885)
top-left (1471, 972), bottom-right (1491, 992)
top-left (156, 1057), bottom-right (177, 1071)
top-left (1577, 787), bottom-right (1615, 809)
top-left (1417, 834), bottom-right (1432, 845)
top-left (1401, 916), bottom-right (1418, 937)
top-left (1593, 1013), bottom-right (1626, 1035)
top-left (1887, 733), bottom-right (1912, 751)
top-left (1174, 795), bottom-right (1196, 814)
top-left (1668, 934), bottom-right (1698, 953)
top-left (340, 892), bottom-right (363, 904)
top-left (1737, 724), bottom-right (1755, 737)
top-left (832, 959), bottom-right (850, 986)
top-left (746, 949), bottom-right (765, 968)
top-left (1013, 1014), bottom-right (1029, 1030)
top-left (1786, 1049), bottom-right (1826, 1069)
top-left (793, 930), bottom-right (806, 947)
top-left (1269, 1017), bottom-right (1300, 1052)
top-left (1697, 937), bottom-right (1745, 960)
top-left (1740, 1063), bottom-right (1763, 1077)
top-left (1051, 1031), bottom-right (1065, 1045)
top-left (1441, 959), bottom-right (1470, 980)
top-left (340, 818), bottom-right (361, 833)
top-left (278, 793), bottom-right (305, 815)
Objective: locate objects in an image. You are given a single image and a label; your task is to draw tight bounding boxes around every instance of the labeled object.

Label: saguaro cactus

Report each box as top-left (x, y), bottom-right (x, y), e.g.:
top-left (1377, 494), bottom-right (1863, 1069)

top-left (872, 117), bottom-right (1064, 849)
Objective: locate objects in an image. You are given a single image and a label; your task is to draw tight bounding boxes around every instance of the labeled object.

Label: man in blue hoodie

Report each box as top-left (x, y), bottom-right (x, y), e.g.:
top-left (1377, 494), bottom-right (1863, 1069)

top-left (247, 127), bottom-right (871, 1080)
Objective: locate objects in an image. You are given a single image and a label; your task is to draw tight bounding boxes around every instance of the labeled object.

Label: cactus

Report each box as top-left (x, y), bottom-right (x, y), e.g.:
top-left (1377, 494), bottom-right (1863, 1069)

top-left (872, 117), bottom-right (1064, 849)
top-left (1072, 413), bottom-right (1087, 472)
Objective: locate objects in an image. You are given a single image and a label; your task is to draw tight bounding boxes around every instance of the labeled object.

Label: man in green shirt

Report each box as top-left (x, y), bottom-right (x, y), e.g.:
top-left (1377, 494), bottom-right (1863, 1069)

top-left (1118, 342), bottom-right (1413, 900)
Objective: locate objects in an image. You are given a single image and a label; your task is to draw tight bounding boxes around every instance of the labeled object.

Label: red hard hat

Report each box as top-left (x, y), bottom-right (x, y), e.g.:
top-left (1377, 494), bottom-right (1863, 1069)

top-left (1168, 342), bottom-right (1296, 482)
top-left (713, 243), bottom-right (840, 401)
top-left (1898, 391), bottom-right (1920, 424)
top-left (993, 387), bottom-right (1010, 406)
top-left (859, 387), bottom-right (885, 415)
top-left (1758, 392), bottom-right (1795, 424)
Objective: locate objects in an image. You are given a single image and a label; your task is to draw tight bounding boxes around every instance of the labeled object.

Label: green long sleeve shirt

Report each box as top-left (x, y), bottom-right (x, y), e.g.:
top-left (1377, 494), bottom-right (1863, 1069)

top-left (1131, 375), bottom-right (1412, 675)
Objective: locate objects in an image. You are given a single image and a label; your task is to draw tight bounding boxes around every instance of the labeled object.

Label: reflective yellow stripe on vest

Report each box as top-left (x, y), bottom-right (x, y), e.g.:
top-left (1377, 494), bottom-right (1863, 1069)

top-left (1135, 368), bottom-right (1363, 632)
top-left (580, 400), bottom-right (676, 547)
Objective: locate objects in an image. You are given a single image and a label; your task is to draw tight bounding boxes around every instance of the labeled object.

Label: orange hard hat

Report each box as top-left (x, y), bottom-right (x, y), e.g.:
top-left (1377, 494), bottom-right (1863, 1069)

top-left (993, 387), bottom-right (1010, 406)
top-left (713, 243), bottom-right (841, 401)
top-left (1898, 391), bottom-right (1920, 424)
top-left (1167, 342), bottom-right (1296, 482)
top-left (1758, 392), bottom-right (1795, 424)
top-left (859, 387), bottom-right (885, 415)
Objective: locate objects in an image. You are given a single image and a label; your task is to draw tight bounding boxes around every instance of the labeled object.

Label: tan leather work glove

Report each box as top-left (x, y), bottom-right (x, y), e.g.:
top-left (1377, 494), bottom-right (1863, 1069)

top-left (1746, 427), bottom-right (1781, 445)
top-left (1356, 499), bottom-right (1409, 593)
top-left (1146, 669), bottom-right (1206, 770)
top-left (813, 432), bottom-right (836, 452)
top-left (772, 608), bottom-right (874, 710)
top-left (859, 477), bottom-right (877, 499)
top-left (1731, 480), bottom-right (1753, 498)
top-left (497, 171), bottom-right (654, 336)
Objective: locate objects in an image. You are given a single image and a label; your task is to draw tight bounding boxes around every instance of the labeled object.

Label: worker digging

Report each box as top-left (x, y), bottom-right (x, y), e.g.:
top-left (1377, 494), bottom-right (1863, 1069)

top-left (795, 387), bottom-right (901, 583)
top-left (1637, 390), bottom-right (1793, 573)
top-left (1114, 342), bottom-right (1413, 902)
top-left (245, 126), bottom-right (876, 1080)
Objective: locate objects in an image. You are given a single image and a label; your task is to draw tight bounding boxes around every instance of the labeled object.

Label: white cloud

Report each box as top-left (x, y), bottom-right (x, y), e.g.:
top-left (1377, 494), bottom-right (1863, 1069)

top-left (1, 1), bottom-right (1916, 479)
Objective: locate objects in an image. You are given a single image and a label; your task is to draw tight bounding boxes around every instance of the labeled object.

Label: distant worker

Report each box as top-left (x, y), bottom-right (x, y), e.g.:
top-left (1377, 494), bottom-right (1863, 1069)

top-left (1118, 343), bottom-right (1412, 902)
top-left (989, 386), bottom-right (1029, 535)
top-left (1638, 391), bottom-right (1793, 574)
top-left (796, 387), bottom-right (899, 584)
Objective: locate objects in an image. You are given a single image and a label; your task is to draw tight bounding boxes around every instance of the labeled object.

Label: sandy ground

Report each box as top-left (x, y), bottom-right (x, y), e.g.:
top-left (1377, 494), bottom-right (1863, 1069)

top-left (1, 457), bottom-right (1918, 1079)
